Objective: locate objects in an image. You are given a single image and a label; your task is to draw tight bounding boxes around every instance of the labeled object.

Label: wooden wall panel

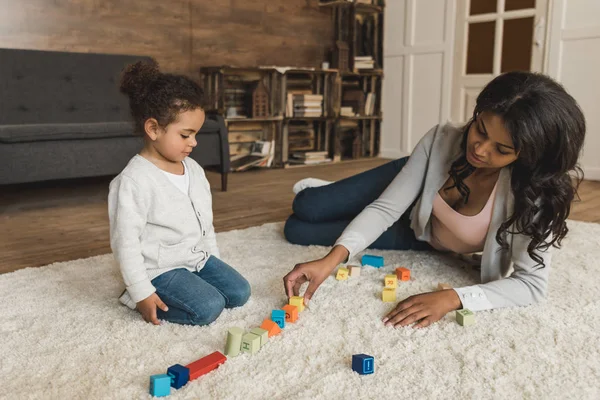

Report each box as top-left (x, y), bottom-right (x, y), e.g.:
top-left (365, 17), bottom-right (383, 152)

top-left (0, 0), bottom-right (333, 77)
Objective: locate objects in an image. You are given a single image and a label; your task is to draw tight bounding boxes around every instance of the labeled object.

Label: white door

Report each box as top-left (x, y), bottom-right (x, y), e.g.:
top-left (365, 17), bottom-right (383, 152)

top-left (380, 0), bottom-right (456, 158)
top-left (546, 0), bottom-right (600, 181)
top-left (451, 0), bottom-right (548, 123)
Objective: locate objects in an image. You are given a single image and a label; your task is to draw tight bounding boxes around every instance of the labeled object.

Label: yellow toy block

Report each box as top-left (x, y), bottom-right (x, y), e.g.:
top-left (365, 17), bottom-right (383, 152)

top-left (437, 283), bottom-right (452, 291)
top-left (336, 267), bottom-right (349, 280)
top-left (382, 288), bottom-right (396, 302)
top-left (384, 274), bottom-right (397, 289)
top-left (289, 296), bottom-right (305, 312)
top-left (348, 265), bottom-right (361, 277)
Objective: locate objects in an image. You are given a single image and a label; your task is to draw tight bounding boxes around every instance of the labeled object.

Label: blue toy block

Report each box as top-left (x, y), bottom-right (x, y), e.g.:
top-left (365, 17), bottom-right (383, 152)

top-left (167, 363), bottom-right (190, 389)
top-left (271, 309), bottom-right (286, 329)
top-left (150, 374), bottom-right (171, 397)
top-left (361, 254), bottom-right (384, 268)
top-left (352, 354), bottom-right (375, 375)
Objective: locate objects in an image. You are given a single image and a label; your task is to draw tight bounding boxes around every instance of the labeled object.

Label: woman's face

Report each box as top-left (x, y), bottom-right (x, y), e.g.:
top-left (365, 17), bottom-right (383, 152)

top-left (466, 112), bottom-right (519, 169)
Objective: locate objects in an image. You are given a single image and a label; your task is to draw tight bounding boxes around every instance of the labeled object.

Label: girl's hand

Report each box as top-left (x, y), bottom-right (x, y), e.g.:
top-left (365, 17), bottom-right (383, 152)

top-left (382, 290), bottom-right (462, 329)
top-left (136, 293), bottom-right (169, 325)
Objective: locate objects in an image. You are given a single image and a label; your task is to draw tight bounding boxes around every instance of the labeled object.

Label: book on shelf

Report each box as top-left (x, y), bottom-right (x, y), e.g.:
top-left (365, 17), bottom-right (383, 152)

top-left (230, 140), bottom-right (275, 172)
top-left (289, 150), bottom-right (331, 165)
top-left (287, 93), bottom-right (324, 117)
top-left (341, 106), bottom-right (355, 117)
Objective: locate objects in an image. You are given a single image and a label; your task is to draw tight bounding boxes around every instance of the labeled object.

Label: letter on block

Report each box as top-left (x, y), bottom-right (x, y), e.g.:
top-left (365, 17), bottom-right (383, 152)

top-left (185, 351), bottom-right (227, 381)
top-left (437, 283), bottom-right (452, 291)
top-left (289, 296), bottom-right (305, 312)
top-left (271, 309), bottom-right (286, 329)
top-left (241, 332), bottom-right (261, 354)
top-left (352, 354), bottom-right (375, 375)
top-left (167, 364), bottom-right (190, 389)
top-left (456, 309), bottom-right (475, 326)
top-left (249, 328), bottom-right (269, 347)
top-left (225, 327), bottom-right (244, 357)
top-left (395, 267), bottom-right (410, 281)
top-left (260, 319), bottom-right (282, 337)
top-left (282, 304), bottom-right (298, 323)
top-left (382, 288), bottom-right (396, 302)
top-left (150, 374), bottom-right (171, 397)
top-left (336, 267), bottom-right (349, 280)
top-left (348, 265), bottom-right (361, 277)
top-left (361, 254), bottom-right (384, 268)
top-left (384, 274), bottom-right (397, 289)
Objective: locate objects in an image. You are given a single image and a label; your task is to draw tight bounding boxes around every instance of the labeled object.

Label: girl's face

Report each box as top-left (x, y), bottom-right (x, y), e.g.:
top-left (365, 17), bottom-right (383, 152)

top-left (466, 112), bottom-right (519, 169)
top-left (147, 108), bottom-right (206, 163)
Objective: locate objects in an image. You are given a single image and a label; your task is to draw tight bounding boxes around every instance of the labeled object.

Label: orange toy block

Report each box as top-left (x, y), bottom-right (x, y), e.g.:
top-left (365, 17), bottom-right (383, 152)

top-left (283, 304), bottom-right (298, 323)
top-left (260, 319), bottom-right (282, 337)
top-left (395, 267), bottom-right (410, 281)
top-left (185, 351), bottom-right (226, 381)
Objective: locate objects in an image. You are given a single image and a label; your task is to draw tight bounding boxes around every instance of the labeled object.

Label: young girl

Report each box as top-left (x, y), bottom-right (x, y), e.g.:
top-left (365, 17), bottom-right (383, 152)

top-left (282, 71), bottom-right (586, 328)
top-left (109, 60), bottom-right (250, 326)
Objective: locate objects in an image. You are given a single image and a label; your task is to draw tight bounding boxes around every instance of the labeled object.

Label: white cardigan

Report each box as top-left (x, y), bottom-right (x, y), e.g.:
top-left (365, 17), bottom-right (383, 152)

top-left (108, 155), bottom-right (220, 308)
top-left (335, 124), bottom-right (552, 312)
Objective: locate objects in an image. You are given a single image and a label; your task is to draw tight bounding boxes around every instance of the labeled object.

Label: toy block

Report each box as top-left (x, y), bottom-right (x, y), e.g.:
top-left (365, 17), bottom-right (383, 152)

top-left (384, 274), bottom-right (397, 289)
top-left (361, 254), bottom-right (384, 268)
top-left (166, 364), bottom-right (189, 389)
top-left (224, 327), bottom-right (244, 357)
top-left (456, 309), bottom-right (475, 326)
top-left (241, 332), bottom-right (261, 354)
top-left (352, 354), bottom-right (375, 375)
top-left (437, 283), bottom-right (452, 291)
top-left (289, 296), bottom-right (305, 312)
top-left (382, 288), bottom-right (396, 302)
top-left (348, 265), bottom-right (361, 277)
top-left (150, 374), bottom-right (171, 397)
top-left (395, 267), bottom-right (410, 281)
top-left (272, 309), bottom-right (286, 329)
top-left (185, 351), bottom-right (226, 381)
top-left (282, 304), bottom-right (298, 323)
top-left (260, 319), bottom-right (282, 337)
top-left (249, 327), bottom-right (269, 347)
top-left (336, 267), bottom-right (349, 280)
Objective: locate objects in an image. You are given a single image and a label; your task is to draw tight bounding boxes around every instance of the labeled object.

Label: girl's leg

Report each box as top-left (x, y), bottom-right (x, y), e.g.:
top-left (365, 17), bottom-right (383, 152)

top-left (293, 157), bottom-right (409, 223)
top-left (152, 268), bottom-right (226, 326)
top-left (194, 256), bottom-right (251, 309)
top-left (284, 211), bottom-right (432, 251)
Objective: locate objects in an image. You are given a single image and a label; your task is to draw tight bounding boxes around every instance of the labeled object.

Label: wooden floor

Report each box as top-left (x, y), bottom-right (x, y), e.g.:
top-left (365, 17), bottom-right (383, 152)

top-left (1, 158), bottom-right (599, 274)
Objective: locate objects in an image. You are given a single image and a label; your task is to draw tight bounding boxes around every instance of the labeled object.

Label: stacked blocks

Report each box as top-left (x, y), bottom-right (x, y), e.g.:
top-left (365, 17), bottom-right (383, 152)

top-left (166, 364), bottom-right (189, 389)
top-left (361, 254), bottom-right (384, 268)
top-left (260, 319), bottom-right (282, 337)
top-left (150, 374), bottom-right (171, 397)
top-left (456, 309), bottom-right (475, 326)
top-left (271, 309), bottom-right (286, 329)
top-left (249, 328), bottom-right (269, 347)
top-left (336, 267), bottom-right (349, 280)
top-left (395, 267), bottom-right (410, 281)
top-left (186, 351), bottom-right (227, 381)
top-left (352, 354), bottom-right (375, 375)
top-left (382, 288), bottom-right (396, 302)
top-left (289, 296), bottom-right (305, 312)
top-left (348, 265), bottom-right (361, 277)
top-left (384, 274), bottom-right (397, 289)
top-left (224, 327), bottom-right (244, 357)
top-left (282, 304), bottom-right (298, 323)
top-left (241, 332), bottom-right (261, 354)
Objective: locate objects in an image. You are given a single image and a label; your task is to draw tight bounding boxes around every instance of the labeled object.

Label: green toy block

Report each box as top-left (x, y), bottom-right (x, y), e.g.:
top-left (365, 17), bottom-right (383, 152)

top-left (456, 309), bottom-right (475, 326)
top-left (249, 328), bottom-right (269, 348)
top-left (225, 327), bottom-right (244, 357)
top-left (241, 332), bottom-right (261, 354)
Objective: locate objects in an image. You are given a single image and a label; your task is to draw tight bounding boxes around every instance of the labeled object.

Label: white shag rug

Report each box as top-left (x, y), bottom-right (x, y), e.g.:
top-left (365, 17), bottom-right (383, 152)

top-left (1, 221), bottom-right (600, 400)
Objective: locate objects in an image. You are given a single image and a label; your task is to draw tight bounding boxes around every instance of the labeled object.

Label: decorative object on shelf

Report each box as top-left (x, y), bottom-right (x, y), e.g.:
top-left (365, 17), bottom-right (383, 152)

top-left (333, 40), bottom-right (350, 71)
top-left (250, 80), bottom-right (270, 118)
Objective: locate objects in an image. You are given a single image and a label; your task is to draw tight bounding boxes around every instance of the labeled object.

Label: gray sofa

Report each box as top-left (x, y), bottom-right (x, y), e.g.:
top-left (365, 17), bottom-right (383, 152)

top-left (0, 48), bottom-right (229, 190)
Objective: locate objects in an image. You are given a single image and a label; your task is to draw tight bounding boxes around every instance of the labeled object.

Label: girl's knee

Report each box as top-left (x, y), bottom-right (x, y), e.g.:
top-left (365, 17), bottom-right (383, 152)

top-left (227, 279), bottom-right (251, 308)
top-left (284, 215), bottom-right (304, 245)
top-left (189, 296), bottom-right (225, 326)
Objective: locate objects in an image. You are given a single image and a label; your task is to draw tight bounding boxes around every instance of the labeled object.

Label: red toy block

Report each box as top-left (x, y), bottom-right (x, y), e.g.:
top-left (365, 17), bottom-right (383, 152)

top-left (395, 267), bottom-right (410, 281)
top-left (282, 304), bottom-right (298, 323)
top-left (260, 319), bottom-right (282, 337)
top-left (185, 351), bottom-right (227, 381)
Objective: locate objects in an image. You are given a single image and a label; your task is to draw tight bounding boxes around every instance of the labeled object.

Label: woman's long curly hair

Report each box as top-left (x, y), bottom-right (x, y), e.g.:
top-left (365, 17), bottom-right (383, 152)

top-left (119, 59), bottom-right (204, 135)
top-left (448, 71), bottom-right (586, 266)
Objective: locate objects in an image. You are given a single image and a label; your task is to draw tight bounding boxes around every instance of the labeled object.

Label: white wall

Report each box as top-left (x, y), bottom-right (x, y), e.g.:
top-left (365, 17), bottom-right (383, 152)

top-left (380, 0), bottom-right (456, 159)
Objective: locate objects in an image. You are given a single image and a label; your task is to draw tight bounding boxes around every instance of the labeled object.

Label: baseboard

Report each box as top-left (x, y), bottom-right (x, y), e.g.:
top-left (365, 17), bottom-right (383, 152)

top-left (583, 167), bottom-right (600, 181)
top-left (379, 149), bottom-right (410, 160)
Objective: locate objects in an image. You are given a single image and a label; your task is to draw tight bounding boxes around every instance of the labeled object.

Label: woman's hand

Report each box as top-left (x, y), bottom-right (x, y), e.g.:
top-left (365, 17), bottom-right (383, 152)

top-left (382, 290), bottom-right (462, 328)
top-left (136, 293), bottom-right (169, 325)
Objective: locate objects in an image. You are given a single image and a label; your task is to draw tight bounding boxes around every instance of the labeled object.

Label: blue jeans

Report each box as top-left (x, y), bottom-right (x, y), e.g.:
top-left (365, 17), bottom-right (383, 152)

top-left (151, 256), bottom-right (251, 326)
top-left (284, 157), bottom-right (431, 251)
